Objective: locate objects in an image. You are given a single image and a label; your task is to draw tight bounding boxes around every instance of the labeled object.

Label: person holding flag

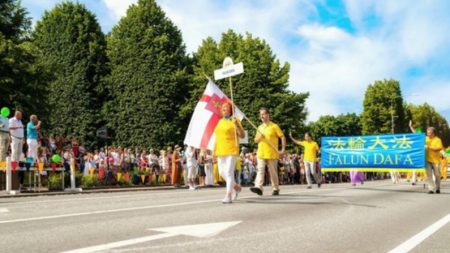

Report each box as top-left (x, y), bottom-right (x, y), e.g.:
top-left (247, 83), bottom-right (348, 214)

top-left (214, 101), bottom-right (245, 204)
top-left (250, 107), bottom-right (286, 196)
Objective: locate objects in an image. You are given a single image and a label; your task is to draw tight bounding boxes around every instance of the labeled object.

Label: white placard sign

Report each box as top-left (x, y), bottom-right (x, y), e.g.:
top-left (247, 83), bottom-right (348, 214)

top-left (214, 62), bottom-right (244, 80)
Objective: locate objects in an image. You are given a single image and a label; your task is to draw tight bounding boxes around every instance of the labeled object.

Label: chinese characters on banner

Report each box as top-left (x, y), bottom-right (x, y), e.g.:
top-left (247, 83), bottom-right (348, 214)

top-left (321, 133), bottom-right (426, 172)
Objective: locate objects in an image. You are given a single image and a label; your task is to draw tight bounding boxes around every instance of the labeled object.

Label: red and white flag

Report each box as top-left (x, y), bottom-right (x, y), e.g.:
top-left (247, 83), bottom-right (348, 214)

top-left (184, 80), bottom-right (245, 151)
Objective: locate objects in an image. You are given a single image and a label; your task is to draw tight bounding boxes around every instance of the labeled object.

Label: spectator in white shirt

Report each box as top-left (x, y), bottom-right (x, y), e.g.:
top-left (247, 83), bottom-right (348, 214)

top-left (9, 111), bottom-right (24, 162)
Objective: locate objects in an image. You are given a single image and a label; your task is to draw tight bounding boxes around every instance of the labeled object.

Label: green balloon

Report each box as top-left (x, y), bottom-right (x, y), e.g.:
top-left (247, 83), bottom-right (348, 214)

top-left (415, 128), bottom-right (422, 133)
top-left (52, 154), bottom-right (61, 163)
top-left (1, 107), bottom-right (10, 117)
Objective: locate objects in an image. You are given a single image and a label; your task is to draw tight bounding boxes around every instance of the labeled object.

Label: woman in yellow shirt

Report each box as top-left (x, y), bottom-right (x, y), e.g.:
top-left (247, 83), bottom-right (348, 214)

top-left (214, 101), bottom-right (245, 204)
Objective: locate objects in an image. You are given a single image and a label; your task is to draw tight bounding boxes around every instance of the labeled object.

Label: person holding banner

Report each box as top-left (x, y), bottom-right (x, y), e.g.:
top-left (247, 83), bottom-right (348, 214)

top-left (250, 107), bottom-right (286, 196)
top-left (410, 121), bottom-right (444, 193)
top-left (289, 132), bottom-right (321, 189)
top-left (408, 120), bottom-right (418, 185)
top-left (214, 101), bottom-right (245, 203)
top-left (424, 127), bottom-right (444, 194)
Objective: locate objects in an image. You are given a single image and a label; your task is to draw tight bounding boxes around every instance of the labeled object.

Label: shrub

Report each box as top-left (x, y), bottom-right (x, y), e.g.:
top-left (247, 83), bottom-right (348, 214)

top-left (81, 175), bottom-right (100, 188)
top-left (48, 173), bottom-right (63, 191)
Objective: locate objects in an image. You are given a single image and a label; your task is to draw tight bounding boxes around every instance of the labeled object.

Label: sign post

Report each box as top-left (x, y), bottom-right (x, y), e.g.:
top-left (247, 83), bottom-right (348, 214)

top-left (65, 158), bottom-right (82, 193)
top-left (5, 156), bottom-right (19, 195)
top-left (214, 57), bottom-right (244, 147)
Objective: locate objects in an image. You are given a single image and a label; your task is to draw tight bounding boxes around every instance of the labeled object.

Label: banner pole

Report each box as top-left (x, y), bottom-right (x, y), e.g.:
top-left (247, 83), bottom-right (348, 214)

top-left (242, 114), bottom-right (279, 153)
top-left (228, 76), bottom-right (239, 148)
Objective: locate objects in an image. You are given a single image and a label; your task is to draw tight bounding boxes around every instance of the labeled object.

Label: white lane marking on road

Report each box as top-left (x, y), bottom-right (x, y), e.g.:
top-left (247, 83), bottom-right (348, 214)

top-left (0, 208), bottom-right (8, 213)
top-left (60, 221), bottom-right (241, 253)
top-left (60, 233), bottom-right (173, 253)
top-left (0, 199), bottom-right (218, 224)
top-left (0, 190), bottom-right (204, 205)
top-left (0, 188), bottom-right (344, 225)
top-left (387, 213), bottom-right (450, 253)
top-left (0, 182), bottom-right (390, 206)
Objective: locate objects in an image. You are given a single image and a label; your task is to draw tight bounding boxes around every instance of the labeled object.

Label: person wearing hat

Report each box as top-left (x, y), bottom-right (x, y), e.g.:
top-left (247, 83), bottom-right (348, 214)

top-left (214, 101), bottom-right (245, 204)
top-left (171, 145), bottom-right (182, 187)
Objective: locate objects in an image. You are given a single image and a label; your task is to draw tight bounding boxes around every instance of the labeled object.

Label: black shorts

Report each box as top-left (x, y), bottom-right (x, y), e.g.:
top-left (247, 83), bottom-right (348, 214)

top-left (198, 164), bottom-right (206, 177)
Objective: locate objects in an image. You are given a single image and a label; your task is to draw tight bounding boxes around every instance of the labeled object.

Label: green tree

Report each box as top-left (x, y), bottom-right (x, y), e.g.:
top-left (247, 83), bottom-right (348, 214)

top-left (106, 0), bottom-right (189, 148)
top-left (0, 0), bottom-right (30, 41)
top-left (0, 0), bottom-right (47, 118)
top-left (307, 113), bottom-right (361, 144)
top-left (185, 30), bottom-right (309, 149)
top-left (407, 103), bottom-right (450, 146)
top-left (32, 2), bottom-right (108, 148)
top-left (361, 79), bottom-right (407, 134)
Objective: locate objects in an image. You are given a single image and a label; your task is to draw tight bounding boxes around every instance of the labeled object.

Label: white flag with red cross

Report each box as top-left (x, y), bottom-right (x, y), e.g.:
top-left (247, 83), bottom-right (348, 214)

top-left (183, 80), bottom-right (245, 151)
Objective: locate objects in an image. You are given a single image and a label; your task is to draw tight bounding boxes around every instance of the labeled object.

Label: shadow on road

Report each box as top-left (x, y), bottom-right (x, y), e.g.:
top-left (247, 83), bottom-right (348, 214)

top-left (241, 196), bottom-right (379, 208)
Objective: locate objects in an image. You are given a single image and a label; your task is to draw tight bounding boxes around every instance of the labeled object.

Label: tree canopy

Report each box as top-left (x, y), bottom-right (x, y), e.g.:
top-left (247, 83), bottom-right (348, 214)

top-left (407, 103), bottom-right (450, 146)
top-left (106, 0), bottom-right (190, 148)
top-left (32, 2), bottom-right (108, 148)
top-left (307, 113), bottom-right (361, 144)
top-left (361, 79), bottom-right (407, 134)
top-left (0, 0), bottom-right (47, 118)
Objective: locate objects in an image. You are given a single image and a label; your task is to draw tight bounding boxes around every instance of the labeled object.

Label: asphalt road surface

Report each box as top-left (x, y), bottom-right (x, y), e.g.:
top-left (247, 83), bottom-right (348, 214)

top-left (1, 180), bottom-right (449, 253)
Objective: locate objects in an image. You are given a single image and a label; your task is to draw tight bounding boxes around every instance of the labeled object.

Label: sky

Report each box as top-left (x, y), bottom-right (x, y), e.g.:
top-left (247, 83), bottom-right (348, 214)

top-left (22, 0), bottom-right (450, 123)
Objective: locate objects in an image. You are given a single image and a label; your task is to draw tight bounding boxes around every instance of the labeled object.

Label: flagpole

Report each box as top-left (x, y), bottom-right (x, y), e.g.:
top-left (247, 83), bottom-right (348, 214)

top-left (228, 76), bottom-right (239, 148)
top-left (204, 73), bottom-right (279, 154)
top-left (241, 114), bottom-right (279, 154)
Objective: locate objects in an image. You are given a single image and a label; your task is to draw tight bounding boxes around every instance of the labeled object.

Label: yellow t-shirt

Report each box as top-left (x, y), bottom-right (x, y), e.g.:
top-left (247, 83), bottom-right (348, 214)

top-left (256, 121), bottom-right (283, 159)
top-left (214, 118), bottom-right (242, 156)
top-left (426, 136), bottom-right (443, 164)
top-left (299, 141), bottom-right (319, 162)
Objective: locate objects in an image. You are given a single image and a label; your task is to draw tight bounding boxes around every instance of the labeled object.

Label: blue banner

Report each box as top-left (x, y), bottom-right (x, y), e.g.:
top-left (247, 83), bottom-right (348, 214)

top-left (321, 133), bottom-right (425, 171)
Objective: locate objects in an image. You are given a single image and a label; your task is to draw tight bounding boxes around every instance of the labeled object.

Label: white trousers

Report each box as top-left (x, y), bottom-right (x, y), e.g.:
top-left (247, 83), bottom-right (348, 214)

top-left (10, 136), bottom-right (23, 162)
top-left (187, 161), bottom-right (197, 180)
top-left (305, 161), bottom-right (320, 186)
top-left (205, 163), bottom-right (214, 185)
top-left (218, 155), bottom-right (237, 194)
top-left (390, 170), bottom-right (400, 184)
top-left (27, 139), bottom-right (38, 162)
top-left (410, 171), bottom-right (417, 183)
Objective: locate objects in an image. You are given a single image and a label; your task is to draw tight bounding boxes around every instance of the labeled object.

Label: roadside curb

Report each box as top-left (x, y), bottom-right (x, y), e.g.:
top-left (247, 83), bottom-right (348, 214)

top-left (0, 185), bottom-right (223, 198)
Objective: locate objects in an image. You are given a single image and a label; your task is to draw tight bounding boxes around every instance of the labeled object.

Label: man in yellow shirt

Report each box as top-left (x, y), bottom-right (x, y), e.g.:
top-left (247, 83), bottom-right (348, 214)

top-left (424, 127), bottom-right (444, 194)
top-left (289, 132), bottom-right (321, 189)
top-left (250, 107), bottom-right (286, 196)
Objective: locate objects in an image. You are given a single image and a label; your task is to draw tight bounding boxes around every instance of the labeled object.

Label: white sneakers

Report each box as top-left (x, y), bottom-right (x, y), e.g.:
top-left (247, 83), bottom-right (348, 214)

top-left (222, 197), bottom-right (232, 204)
top-left (232, 187), bottom-right (241, 201)
top-left (188, 184), bottom-right (199, 191)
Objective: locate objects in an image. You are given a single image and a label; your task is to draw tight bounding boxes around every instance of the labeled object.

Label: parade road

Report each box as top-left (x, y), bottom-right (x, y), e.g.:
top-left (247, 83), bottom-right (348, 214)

top-left (1, 180), bottom-right (450, 253)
